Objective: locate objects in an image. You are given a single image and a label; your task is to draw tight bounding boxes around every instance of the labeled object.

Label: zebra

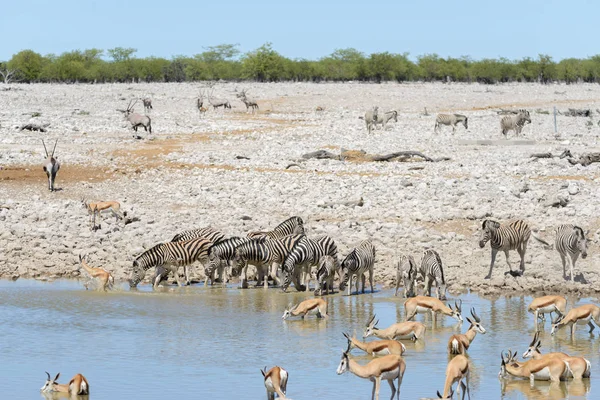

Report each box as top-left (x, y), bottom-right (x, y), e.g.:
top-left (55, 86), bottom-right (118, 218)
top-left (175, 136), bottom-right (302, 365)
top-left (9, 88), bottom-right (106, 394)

top-left (500, 109), bottom-right (531, 137)
top-left (364, 106), bottom-right (379, 134)
top-left (479, 219), bottom-right (550, 279)
top-left (419, 249), bottom-right (446, 300)
top-left (339, 240), bottom-right (376, 296)
top-left (555, 224), bottom-right (588, 282)
top-left (434, 113), bottom-right (468, 134)
top-left (204, 236), bottom-right (252, 286)
top-left (373, 110), bottom-right (398, 130)
top-left (129, 237), bottom-right (212, 289)
top-left (171, 226), bottom-right (225, 244)
top-left (281, 235), bottom-right (339, 293)
top-left (315, 255), bottom-right (336, 296)
top-left (233, 235), bottom-right (305, 289)
top-left (395, 254), bottom-right (417, 298)
top-left (247, 216), bottom-right (305, 240)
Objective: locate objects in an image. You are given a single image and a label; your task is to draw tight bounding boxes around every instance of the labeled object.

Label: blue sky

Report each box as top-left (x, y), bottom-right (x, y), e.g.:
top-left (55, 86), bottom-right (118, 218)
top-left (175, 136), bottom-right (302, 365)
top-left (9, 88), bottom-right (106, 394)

top-left (0, 0), bottom-right (595, 61)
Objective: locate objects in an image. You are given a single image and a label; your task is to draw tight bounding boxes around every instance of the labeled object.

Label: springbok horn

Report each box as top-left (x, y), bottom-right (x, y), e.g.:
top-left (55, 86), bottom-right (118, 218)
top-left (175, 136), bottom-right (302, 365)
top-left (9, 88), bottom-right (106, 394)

top-left (367, 314), bottom-right (376, 326)
top-left (41, 140), bottom-right (49, 158)
top-left (471, 307), bottom-right (481, 323)
top-left (529, 331), bottom-right (539, 347)
top-left (45, 371), bottom-right (51, 380)
top-left (51, 138), bottom-right (58, 158)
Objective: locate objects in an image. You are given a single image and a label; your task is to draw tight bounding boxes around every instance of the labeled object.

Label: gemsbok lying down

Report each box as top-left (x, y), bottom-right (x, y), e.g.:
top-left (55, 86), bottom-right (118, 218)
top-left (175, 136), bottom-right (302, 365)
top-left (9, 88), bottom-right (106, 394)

top-left (41, 372), bottom-right (89, 395)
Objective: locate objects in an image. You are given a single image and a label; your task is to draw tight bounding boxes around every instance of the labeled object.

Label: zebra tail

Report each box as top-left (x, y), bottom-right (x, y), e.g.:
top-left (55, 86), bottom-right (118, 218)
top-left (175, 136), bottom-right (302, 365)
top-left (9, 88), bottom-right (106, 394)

top-left (531, 232), bottom-right (552, 249)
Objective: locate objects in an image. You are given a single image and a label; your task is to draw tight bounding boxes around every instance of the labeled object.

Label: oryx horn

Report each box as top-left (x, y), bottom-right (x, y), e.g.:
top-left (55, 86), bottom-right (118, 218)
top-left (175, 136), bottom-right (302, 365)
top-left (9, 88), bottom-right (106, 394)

top-left (41, 139), bottom-right (49, 158)
top-left (51, 138), bottom-right (58, 158)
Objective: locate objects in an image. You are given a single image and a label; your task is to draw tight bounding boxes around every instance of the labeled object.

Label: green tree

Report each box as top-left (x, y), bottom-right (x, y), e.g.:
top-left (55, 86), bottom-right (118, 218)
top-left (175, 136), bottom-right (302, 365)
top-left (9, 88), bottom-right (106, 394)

top-left (7, 50), bottom-right (45, 82)
top-left (241, 43), bottom-right (287, 81)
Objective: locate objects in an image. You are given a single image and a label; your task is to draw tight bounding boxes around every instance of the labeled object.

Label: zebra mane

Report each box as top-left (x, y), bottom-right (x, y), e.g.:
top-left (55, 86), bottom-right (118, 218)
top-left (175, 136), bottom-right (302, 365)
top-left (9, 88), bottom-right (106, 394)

top-left (483, 219), bottom-right (500, 230)
top-left (341, 248), bottom-right (357, 267)
top-left (133, 243), bottom-right (166, 270)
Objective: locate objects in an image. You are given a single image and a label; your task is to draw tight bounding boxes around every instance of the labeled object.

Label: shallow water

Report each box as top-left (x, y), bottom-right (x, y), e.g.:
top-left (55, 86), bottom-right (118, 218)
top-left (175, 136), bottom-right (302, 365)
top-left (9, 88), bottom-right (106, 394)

top-left (0, 280), bottom-right (598, 400)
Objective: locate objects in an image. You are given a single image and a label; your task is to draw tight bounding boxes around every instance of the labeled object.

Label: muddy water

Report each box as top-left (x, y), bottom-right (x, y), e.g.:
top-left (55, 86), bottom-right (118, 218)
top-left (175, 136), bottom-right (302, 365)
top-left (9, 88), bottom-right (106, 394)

top-left (0, 280), bottom-right (598, 400)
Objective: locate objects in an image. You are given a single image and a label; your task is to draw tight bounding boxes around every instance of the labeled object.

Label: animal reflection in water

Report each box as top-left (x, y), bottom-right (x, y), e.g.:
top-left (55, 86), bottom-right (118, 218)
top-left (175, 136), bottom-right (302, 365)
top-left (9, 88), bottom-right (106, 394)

top-left (500, 378), bottom-right (590, 400)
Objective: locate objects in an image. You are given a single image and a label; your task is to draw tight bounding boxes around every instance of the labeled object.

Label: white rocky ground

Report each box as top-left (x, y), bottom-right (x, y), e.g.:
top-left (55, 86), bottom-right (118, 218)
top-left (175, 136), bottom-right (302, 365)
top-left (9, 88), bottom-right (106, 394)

top-left (1, 82), bottom-right (599, 296)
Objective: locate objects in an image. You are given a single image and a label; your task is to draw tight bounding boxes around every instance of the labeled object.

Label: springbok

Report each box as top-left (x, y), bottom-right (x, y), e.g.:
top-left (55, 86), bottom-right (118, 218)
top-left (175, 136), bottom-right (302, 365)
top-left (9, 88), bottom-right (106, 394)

top-left (78, 255), bottom-right (114, 291)
top-left (436, 354), bottom-right (470, 400)
top-left (142, 97), bottom-right (153, 113)
top-left (261, 366), bottom-right (288, 400)
top-left (551, 304), bottom-right (600, 336)
top-left (499, 349), bottom-right (570, 382)
top-left (41, 372), bottom-right (89, 395)
top-left (363, 315), bottom-right (426, 341)
top-left (81, 199), bottom-right (125, 231)
top-left (237, 89), bottom-right (259, 113)
top-left (336, 344), bottom-right (405, 400)
top-left (281, 298), bottom-right (327, 320)
top-left (527, 295), bottom-right (566, 331)
top-left (41, 139), bottom-right (60, 192)
top-left (447, 308), bottom-right (486, 355)
top-left (120, 99), bottom-right (152, 136)
top-left (404, 296), bottom-right (463, 323)
top-left (522, 332), bottom-right (591, 379)
top-left (343, 332), bottom-right (406, 356)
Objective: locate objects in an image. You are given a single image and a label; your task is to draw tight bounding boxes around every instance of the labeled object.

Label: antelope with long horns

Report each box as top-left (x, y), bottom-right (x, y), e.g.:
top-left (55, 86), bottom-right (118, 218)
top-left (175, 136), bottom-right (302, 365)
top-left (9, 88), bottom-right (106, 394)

top-left (119, 99), bottom-right (152, 136)
top-left (81, 199), bottom-right (125, 231)
top-left (343, 332), bottom-right (406, 356)
top-left (528, 295), bottom-right (566, 331)
top-left (41, 372), bottom-right (89, 395)
top-left (261, 366), bottom-right (288, 399)
top-left (41, 139), bottom-right (60, 192)
top-left (363, 314), bottom-right (426, 341)
top-left (447, 308), bottom-right (486, 355)
top-left (522, 331), bottom-right (591, 379)
top-left (78, 254), bottom-right (114, 291)
top-left (499, 349), bottom-right (570, 382)
top-left (336, 343), bottom-right (405, 400)
top-left (551, 303), bottom-right (600, 336)
top-left (435, 354), bottom-right (470, 400)
top-left (404, 296), bottom-right (463, 323)
top-left (281, 298), bottom-right (327, 320)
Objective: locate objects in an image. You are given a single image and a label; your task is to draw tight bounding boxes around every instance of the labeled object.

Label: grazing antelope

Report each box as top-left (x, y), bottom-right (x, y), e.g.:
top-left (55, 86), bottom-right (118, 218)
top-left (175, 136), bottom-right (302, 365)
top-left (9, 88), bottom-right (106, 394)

top-left (395, 254), bottom-right (417, 298)
top-left (41, 372), bottom-right (89, 395)
top-left (551, 304), bottom-right (600, 336)
top-left (41, 139), bottom-right (60, 192)
top-left (281, 298), bottom-right (327, 320)
top-left (363, 315), bottom-right (426, 341)
top-left (343, 332), bottom-right (406, 356)
top-left (404, 296), bottom-right (463, 323)
top-left (528, 295), bottom-right (566, 330)
top-left (522, 332), bottom-right (591, 379)
top-left (237, 88), bottom-right (259, 113)
top-left (78, 255), bottom-right (114, 291)
top-left (119, 99), bottom-right (152, 136)
top-left (142, 97), bottom-right (153, 113)
top-left (261, 366), bottom-right (288, 400)
top-left (499, 349), bottom-right (570, 382)
top-left (82, 199), bottom-right (125, 231)
top-left (336, 346), bottom-right (405, 400)
top-left (447, 308), bottom-right (486, 355)
top-left (208, 89), bottom-right (231, 110)
top-left (436, 354), bottom-right (470, 400)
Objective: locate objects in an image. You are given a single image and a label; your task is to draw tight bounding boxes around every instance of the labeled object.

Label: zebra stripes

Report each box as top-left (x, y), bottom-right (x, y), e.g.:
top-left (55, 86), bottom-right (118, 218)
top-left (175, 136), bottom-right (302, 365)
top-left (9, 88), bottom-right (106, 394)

top-left (479, 219), bottom-right (532, 279)
top-left (247, 216), bottom-right (304, 240)
top-left (315, 255), bottom-right (336, 296)
top-left (395, 254), bottom-right (417, 298)
top-left (171, 226), bottom-right (225, 244)
top-left (129, 237), bottom-right (212, 288)
top-left (204, 236), bottom-right (251, 286)
top-left (555, 224), bottom-right (588, 282)
top-left (419, 249), bottom-right (446, 300)
top-left (434, 113), bottom-right (468, 133)
top-left (281, 235), bottom-right (339, 292)
top-left (500, 109), bottom-right (531, 137)
top-left (339, 240), bottom-right (375, 296)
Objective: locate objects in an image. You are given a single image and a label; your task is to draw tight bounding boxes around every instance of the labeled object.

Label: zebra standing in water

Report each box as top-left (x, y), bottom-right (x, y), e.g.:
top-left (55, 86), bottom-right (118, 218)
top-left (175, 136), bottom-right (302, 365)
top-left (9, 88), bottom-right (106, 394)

top-left (204, 236), bottom-right (252, 286)
top-left (434, 113), bottom-right (468, 134)
top-left (395, 254), bottom-right (417, 298)
top-left (129, 237), bottom-right (212, 289)
top-left (419, 249), bottom-right (446, 300)
top-left (500, 109), bottom-right (531, 137)
top-left (339, 240), bottom-right (376, 296)
top-left (315, 255), bottom-right (336, 296)
top-left (247, 216), bottom-right (305, 240)
top-left (281, 235), bottom-right (339, 293)
top-left (555, 224), bottom-right (588, 282)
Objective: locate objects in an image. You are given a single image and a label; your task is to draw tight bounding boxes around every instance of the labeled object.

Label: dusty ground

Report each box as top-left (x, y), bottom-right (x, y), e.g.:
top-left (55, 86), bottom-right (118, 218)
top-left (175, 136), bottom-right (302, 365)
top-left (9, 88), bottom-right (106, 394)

top-left (1, 82), bottom-right (600, 296)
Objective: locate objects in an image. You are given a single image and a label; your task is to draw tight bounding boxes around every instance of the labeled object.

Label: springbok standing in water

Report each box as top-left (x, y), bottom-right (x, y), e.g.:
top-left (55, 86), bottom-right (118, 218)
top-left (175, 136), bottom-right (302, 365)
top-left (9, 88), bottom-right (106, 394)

top-left (41, 372), bottom-right (89, 395)
top-left (261, 366), bottom-right (288, 399)
top-left (41, 139), bottom-right (60, 191)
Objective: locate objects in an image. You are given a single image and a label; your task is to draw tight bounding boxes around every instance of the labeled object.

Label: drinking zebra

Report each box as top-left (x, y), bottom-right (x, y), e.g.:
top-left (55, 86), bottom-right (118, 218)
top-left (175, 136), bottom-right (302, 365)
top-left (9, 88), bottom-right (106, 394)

top-left (339, 240), bottom-right (376, 296)
top-left (434, 113), bottom-right (468, 133)
top-left (395, 254), bottom-right (417, 298)
top-left (555, 224), bottom-right (588, 282)
top-left (315, 255), bottom-right (336, 296)
top-left (233, 235), bottom-right (305, 289)
top-left (479, 219), bottom-right (549, 279)
top-left (129, 237), bottom-right (212, 289)
top-left (204, 236), bottom-right (252, 286)
top-left (500, 109), bottom-right (531, 137)
top-left (247, 216), bottom-right (304, 240)
top-left (419, 249), bottom-right (446, 300)
top-left (281, 235), bottom-right (339, 293)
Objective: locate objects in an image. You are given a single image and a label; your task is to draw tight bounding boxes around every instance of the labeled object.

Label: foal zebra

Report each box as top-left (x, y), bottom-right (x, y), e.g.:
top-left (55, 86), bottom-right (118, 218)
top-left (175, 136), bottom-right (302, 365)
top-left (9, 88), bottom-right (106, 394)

top-left (434, 113), bottom-right (468, 133)
top-left (339, 240), bottom-right (376, 296)
top-left (419, 249), bottom-right (446, 300)
top-left (129, 237), bottom-right (212, 289)
top-left (204, 236), bottom-right (251, 286)
top-left (374, 110), bottom-right (398, 130)
top-left (555, 224), bottom-right (588, 282)
top-left (281, 235), bottom-right (339, 292)
top-left (500, 109), bottom-right (531, 137)
top-left (395, 254), bottom-right (417, 298)
top-left (247, 216), bottom-right (304, 240)
top-left (315, 255), bottom-right (336, 296)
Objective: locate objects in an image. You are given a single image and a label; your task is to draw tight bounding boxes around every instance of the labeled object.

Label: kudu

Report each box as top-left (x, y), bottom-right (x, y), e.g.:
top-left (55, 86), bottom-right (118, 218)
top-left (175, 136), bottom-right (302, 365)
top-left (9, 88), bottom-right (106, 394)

top-left (237, 88), bottom-right (259, 113)
top-left (41, 139), bottom-right (60, 192)
top-left (119, 100), bottom-right (152, 136)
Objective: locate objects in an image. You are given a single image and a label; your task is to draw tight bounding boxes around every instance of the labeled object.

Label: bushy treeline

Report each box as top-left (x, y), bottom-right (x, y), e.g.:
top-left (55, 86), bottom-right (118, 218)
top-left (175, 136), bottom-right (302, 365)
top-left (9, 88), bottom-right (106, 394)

top-left (2, 43), bottom-right (600, 84)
